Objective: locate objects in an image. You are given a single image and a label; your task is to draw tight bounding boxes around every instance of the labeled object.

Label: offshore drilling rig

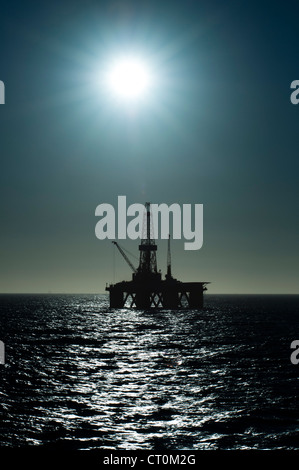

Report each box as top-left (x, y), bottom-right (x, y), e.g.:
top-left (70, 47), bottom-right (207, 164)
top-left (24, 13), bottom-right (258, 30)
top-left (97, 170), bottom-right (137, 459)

top-left (106, 203), bottom-right (209, 309)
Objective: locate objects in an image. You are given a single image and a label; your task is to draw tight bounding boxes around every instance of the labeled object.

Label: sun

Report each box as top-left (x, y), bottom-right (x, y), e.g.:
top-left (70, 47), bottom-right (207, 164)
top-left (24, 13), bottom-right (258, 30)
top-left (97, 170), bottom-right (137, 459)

top-left (105, 57), bottom-right (152, 100)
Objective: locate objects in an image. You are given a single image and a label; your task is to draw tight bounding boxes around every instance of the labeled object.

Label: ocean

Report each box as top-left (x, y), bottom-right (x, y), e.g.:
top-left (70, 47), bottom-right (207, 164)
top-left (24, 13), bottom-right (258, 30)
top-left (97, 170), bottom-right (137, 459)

top-left (0, 293), bottom-right (298, 451)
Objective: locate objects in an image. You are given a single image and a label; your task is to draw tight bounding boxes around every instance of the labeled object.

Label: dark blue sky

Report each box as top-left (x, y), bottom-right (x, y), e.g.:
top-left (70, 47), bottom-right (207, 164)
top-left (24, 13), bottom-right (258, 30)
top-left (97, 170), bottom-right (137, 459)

top-left (0, 0), bottom-right (299, 293)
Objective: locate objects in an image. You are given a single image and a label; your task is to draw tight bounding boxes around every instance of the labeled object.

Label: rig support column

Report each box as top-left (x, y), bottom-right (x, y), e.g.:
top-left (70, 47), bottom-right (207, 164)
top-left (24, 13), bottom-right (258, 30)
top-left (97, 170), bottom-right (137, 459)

top-left (109, 287), bottom-right (124, 308)
top-left (163, 289), bottom-right (179, 309)
top-left (189, 289), bottom-right (203, 308)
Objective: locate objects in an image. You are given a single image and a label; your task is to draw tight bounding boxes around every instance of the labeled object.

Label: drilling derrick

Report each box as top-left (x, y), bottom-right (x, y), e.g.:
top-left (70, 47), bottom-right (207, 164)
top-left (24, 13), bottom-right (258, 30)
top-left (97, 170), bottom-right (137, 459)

top-left (106, 202), bottom-right (209, 309)
top-left (137, 202), bottom-right (158, 278)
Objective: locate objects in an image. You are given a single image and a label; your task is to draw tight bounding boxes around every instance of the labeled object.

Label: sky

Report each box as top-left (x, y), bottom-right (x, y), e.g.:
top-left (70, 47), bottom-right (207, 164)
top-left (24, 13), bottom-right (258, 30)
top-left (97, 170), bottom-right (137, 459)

top-left (0, 0), bottom-right (299, 294)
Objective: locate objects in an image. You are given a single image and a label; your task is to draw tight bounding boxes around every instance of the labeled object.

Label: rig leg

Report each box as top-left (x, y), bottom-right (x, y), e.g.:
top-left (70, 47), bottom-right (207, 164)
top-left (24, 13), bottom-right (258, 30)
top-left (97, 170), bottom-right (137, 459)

top-left (189, 289), bottom-right (203, 308)
top-left (163, 290), bottom-right (179, 309)
top-left (110, 289), bottom-right (124, 308)
top-left (135, 289), bottom-right (151, 309)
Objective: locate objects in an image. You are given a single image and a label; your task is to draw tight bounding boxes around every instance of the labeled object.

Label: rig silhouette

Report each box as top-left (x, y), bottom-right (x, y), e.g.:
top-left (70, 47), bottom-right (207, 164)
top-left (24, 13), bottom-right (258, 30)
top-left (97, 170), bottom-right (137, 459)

top-left (106, 202), bottom-right (209, 309)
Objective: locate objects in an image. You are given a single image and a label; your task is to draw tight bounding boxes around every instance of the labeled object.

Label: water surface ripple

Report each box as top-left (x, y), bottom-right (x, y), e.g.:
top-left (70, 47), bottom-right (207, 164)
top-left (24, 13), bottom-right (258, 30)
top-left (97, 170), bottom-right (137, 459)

top-left (0, 294), bottom-right (298, 450)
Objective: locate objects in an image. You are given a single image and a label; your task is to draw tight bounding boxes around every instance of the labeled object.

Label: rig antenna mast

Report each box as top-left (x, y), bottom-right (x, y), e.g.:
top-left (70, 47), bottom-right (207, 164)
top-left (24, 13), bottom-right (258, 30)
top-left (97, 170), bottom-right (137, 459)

top-left (166, 234), bottom-right (172, 279)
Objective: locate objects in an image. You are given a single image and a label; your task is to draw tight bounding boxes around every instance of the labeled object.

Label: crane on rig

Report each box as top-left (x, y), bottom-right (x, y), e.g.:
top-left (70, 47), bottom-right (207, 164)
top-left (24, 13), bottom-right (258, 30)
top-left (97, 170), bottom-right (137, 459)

top-left (112, 241), bottom-right (137, 274)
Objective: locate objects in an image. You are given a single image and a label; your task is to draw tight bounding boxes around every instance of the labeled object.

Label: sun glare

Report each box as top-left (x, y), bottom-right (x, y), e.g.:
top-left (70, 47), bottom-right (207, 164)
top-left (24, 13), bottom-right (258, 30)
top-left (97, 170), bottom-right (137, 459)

top-left (105, 57), bottom-right (152, 100)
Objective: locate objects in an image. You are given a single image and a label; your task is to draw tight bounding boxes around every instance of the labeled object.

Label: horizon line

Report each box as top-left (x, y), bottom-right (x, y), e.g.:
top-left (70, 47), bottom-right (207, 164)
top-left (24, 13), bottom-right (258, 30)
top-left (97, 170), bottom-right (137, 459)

top-left (0, 292), bottom-right (298, 296)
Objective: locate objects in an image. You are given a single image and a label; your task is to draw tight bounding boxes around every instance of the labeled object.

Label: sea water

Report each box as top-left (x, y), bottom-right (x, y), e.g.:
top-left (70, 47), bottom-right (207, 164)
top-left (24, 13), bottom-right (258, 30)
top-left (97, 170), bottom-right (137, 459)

top-left (0, 294), bottom-right (298, 450)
